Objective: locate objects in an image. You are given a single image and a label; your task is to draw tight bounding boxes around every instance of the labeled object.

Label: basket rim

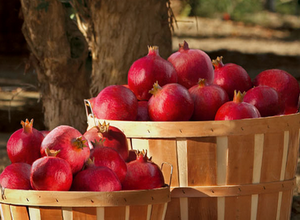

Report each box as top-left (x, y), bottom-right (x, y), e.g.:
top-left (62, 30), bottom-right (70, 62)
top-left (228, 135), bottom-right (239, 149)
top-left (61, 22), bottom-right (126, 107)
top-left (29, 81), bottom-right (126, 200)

top-left (0, 186), bottom-right (170, 207)
top-left (87, 112), bottom-right (300, 138)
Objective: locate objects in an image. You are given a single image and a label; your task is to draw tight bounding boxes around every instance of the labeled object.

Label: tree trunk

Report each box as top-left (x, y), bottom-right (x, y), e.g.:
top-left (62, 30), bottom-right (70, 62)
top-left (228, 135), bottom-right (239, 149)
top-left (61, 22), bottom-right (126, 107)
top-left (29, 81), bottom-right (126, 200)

top-left (264, 0), bottom-right (275, 12)
top-left (20, 0), bottom-right (89, 133)
top-left (74, 0), bottom-right (173, 96)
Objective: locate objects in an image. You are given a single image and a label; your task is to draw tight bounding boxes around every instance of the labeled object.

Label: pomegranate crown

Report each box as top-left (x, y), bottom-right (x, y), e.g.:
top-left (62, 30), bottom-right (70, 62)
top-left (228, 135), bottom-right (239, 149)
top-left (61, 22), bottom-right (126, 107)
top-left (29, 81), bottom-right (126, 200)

top-left (21, 118), bottom-right (34, 134)
top-left (45, 147), bottom-right (61, 157)
top-left (179, 40), bottom-right (190, 51)
top-left (136, 149), bottom-right (152, 162)
top-left (98, 121), bottom-right (110, 133)
top-left (233, 90), bottom-right (246, 103)
top-left (197, 78), bottom-right (207, 88)
top-left (212, 56), bottom-right (224, 69)
top-left (149, 81), bottom-right (162, 96)
top-left (147, 45), bottom-right (159, 56)
top-left (72, 136), bottom-right (88, 150)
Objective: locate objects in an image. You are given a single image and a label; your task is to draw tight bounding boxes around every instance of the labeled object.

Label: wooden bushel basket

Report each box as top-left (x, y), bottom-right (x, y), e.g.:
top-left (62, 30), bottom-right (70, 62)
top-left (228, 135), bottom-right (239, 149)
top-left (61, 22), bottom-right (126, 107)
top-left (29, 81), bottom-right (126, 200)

top-left (85, 101), bottom-right (300, 220)
top-left (0, 186), bottom-right (170, 220)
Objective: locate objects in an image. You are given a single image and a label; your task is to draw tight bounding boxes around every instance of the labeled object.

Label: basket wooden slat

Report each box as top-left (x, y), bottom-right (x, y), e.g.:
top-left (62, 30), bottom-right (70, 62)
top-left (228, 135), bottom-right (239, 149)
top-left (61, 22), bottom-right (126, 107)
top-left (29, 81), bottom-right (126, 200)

top-left (86, 112), bottom-right (300, 220)
top-left (0, 187), bottom-right (170, 220)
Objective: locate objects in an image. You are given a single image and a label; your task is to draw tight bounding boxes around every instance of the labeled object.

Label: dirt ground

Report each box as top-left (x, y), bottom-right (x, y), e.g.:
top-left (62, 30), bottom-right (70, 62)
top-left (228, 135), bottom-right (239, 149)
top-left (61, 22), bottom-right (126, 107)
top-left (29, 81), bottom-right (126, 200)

top-left (0, 14), bottom-right (300, 218)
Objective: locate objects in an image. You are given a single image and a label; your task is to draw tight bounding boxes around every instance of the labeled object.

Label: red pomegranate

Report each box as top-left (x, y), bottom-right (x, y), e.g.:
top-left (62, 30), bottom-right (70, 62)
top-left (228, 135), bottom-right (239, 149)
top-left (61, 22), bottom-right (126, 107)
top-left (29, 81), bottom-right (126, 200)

top-left (188, 79), bottom-right (229, 121)
top-left (84, 122), bottom-right (129, 161)
top-left (215, 90), bottom-right (261, 120)
top-left (90, 144), bottom-right (127, 183)
top-left (148, 82), bottom-right (194, 121)
top-left (40, 125), bottom-right (90, 174)
top-left (71, 159), bottom-right (122, 192)
top-left (92, 85), bottom-right (138, 120)
top-left (168, 40), bottom-right (214, 89)
top-left (253, 69), bottom-right (300, 114)
top-left (0, 163), bottom-right (32, 190)
top-left (30, 149), bottom-right (73, 191)
top-left (7, 119), bottom-right (44, 165)
top-left (136, 101), bottom-right (150, 121)
top-left (122, 150), bottom-right (165, 190)
top-left (212, 56), bottom-right (252, 100)
top-left (243, 85), bottom-right (283, 117)
top-left (128, 46), bottom-right (178, 101)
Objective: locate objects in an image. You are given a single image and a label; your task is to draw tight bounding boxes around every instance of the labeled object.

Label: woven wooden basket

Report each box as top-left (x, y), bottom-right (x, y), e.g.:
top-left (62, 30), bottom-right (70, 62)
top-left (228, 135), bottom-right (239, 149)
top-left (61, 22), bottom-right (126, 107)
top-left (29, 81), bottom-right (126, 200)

top-left (86, 101), bottom-right (300, 220)
top-left (0, 187), bottom-right (170, 220)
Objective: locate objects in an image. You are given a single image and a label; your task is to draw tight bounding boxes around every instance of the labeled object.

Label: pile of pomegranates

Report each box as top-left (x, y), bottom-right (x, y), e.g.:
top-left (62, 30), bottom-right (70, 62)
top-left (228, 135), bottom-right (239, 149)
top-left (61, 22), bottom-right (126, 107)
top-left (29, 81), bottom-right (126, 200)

top-left (0, 119), bottom-right (166, 192)
top-left (88, 41), bottom-right (299, 121)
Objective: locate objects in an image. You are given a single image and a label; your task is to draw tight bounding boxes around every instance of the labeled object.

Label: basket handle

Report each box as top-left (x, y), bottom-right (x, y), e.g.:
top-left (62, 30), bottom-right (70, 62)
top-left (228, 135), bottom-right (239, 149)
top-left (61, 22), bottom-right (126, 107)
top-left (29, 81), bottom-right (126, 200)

top-left (161, 162), bottom-right (173, 187)
top-left (84, 99), bottom-right (98, 127)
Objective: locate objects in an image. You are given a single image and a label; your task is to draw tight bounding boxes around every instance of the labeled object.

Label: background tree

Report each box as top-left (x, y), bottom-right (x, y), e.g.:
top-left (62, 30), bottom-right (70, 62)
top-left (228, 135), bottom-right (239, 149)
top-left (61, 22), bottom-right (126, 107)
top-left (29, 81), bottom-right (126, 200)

top-left (21, 0), bottom-right (89, 133)
top-left (72, 0), bottom-right (174, 96)
top-left (20, 0), bottom-right (173, 132)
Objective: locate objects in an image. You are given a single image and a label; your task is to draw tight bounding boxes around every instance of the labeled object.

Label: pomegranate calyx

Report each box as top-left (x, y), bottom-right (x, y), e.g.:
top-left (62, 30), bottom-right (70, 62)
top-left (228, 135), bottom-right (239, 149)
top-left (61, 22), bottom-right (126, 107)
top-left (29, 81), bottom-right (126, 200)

top-left (147, 46), bottom-right (159, 56)
top-left (21, 118), bottom-right (33, 134)
top-left (72, 136), bottom-right (88, 150)
top-left (98, 121), bottom-right (110, 134)
top-left (197, 78), bottom-right (207, 88)
top-left (149, 81), bottom-right (162, 96)
top-left (136, 150), bottom-right (150, 163)
top-left (212, 56), bottom-right (225, 69)
top-left (85, 158), bottom-right (96, 168)
top-left (92, 138), bottom-right (105, 148)
top-left (45, 147), bottom-right (61, 157)
top-left (179, 40), bottom-right (190, 51)
top-left (233, 90), bottom-right (246, 103)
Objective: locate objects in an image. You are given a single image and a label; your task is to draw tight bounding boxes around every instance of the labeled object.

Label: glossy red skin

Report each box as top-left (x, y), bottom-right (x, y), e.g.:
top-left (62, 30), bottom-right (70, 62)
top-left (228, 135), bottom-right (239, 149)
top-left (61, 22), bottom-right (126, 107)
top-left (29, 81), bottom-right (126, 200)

top-left (72, 165), bottom-right (122, 192)
top-left (84, 125), bottom-right (129, 161)
top-left (213, 63), bottom-right (252, 100)
top-left (215, 101), bottom-right (261, 120)
top-left (128, 49), bottom-right (178, 101)
top-left (90, 146), bottom-right (127, 183)
top-left (7, 127), bottom-right (44, 165)
top-left (122, 158), bottom-right (165, 190)
top-left (136, 101), bottom-right (150, 121)
top-left (189, 84), bottom-right (229, 121)
top-left (243, 85), bottom-right (283, 117)
top-left (168, 45), bottom-right (214, 89)
top-left (253, 69), bottom-right (300, 114)
top-left (0, 163), bottom-right (32, 190)
top-left (93, 85), bottom-right (138, 120)
top-left (148, 83), bottom-right (194, 121)
top-left (30, 156), bottom-right (73, 191)
top-left (40, 125), bottom-right (90, 174)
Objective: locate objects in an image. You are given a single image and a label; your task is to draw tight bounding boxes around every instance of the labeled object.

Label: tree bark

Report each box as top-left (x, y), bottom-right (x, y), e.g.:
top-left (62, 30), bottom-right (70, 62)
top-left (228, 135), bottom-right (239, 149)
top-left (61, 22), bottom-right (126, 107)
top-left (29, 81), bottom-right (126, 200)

top-left (74, 0), bottom-right (173, 96)
top-left (20, 0), bottom-right (89, 133)
top-left (264, 0), bottom-right (276, 12)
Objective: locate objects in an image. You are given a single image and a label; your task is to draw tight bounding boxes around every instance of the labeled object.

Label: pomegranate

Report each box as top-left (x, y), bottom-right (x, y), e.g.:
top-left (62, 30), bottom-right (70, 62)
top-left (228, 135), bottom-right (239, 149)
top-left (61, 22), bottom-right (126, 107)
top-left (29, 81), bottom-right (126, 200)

top-left (84, 122), bottom-right (129, 161)
top-left (188, 79), bottom-right (229, 121)
top-left (0, 163), bottom-right (32, 190)
top-left (92, 85), bottom-right (138, 120)
top-left (212, 56), bottom-right (252, 100)
top-left (40, 125), bottom-right (90, 174)
top-left (71, 159), bottom-right (122, 192)
top-left (136, 101), bottom-right (150, 121)
top-left (215, 90), bottom-right (261, 120)
top-left (30, 148), bottom-right (73, 191)
top-left (148, 82), bottom-right (194, 121)
top-left (90, 144), bottom-right (127, 183)
top-left (122, 150), bottom-right (165, 190)
top-left (128, 46), bottom-right (178, 101)
top-left (243, 85), bottom-right (283, 117)
top-left (6, 119), bottom-right (44, 165)
top-left (168, 40), bottom-right (214, 89)
top-left (253, 69), bottom-right (300, 114)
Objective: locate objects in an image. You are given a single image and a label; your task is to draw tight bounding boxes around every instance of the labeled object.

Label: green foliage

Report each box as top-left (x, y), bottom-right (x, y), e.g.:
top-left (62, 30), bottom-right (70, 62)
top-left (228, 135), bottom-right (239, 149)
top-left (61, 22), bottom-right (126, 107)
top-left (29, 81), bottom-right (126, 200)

top-left (183, 0), bottom-right (297, 20)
